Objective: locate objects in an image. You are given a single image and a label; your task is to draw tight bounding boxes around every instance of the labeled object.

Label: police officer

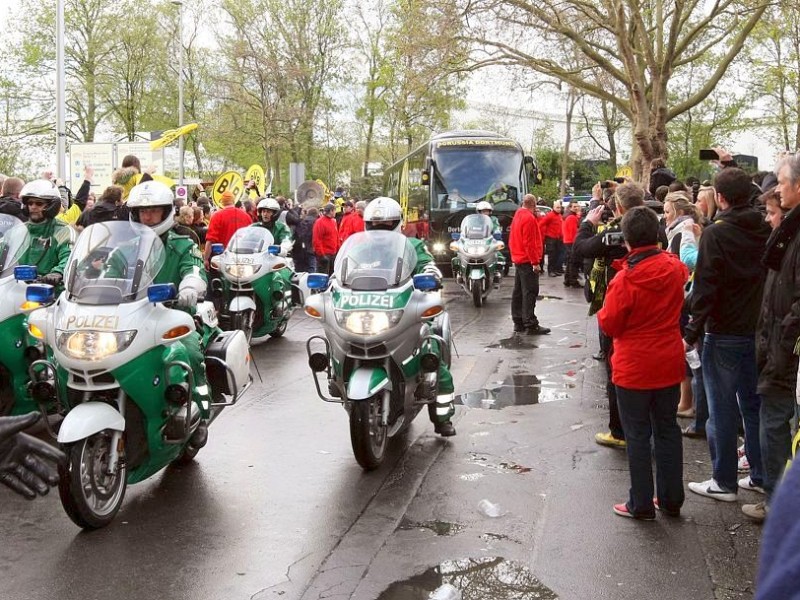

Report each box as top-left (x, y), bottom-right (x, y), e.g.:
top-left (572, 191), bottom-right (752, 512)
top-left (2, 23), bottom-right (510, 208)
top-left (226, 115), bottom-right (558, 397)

top-left (127, 181), bottom-right (212, 404)
top-left (363, 197), bottom-right (456, 437)
top-left (18, 179), bottom-right (75, 286)
top-left (253, 197), bottom-right (293, 256)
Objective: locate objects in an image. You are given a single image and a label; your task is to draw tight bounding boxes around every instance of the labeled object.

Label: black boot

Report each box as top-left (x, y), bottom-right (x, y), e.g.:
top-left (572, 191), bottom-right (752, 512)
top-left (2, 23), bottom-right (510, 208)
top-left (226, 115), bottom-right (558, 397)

top-left (434, 420), bottom-right (456, 436)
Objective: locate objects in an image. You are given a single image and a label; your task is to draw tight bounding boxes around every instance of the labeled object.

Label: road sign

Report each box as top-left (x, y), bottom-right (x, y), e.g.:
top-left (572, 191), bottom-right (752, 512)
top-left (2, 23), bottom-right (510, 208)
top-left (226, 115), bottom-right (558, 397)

top-left (175, 185), bottom-right (189, 201)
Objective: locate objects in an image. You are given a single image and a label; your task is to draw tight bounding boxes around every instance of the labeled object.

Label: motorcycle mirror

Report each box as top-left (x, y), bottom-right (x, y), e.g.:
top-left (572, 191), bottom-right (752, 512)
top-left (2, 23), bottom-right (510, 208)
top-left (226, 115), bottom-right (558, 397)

top-left (25, 284), bottom-right (54, 303)
top-left (450, 232), bottom-right (460, 240)
top-left (210, 255), bottom-right (221, 270)
top-left (14, 265), bottom-right (38, 282)
top-left (493, 232), bottom-right (503, 241)
top-left (147, 283), bottom-right (178, 303)
top-left (413, 274), bottom-right (438, 291)
top-left (306, 273), bottom-right (330, 290)
top-left (210, 243), bottom-right (224, 256)
top-left (268, 245), bottom-right (281, 255)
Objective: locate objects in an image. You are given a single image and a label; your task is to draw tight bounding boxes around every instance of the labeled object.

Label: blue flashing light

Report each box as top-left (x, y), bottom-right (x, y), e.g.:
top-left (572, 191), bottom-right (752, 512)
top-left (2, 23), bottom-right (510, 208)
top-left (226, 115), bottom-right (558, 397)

top-left (26, 284), bottom-right (54, 303)
top-left (210, 243), bottom-right (224, 256)
top-left (413, 274), bottom-right (438, 291)
top-left (14, 265), bottom-right (38, 281)
top-left (268, 245), bottom-right (281, 255)
top-left (306, 273), bottom-right (329, 290)
top-left (493, 232), bottom-right (503, 240)
top-left (147, 283), bottom-right (177, 303)
top-left (450, 232), bottom-right (461, 240)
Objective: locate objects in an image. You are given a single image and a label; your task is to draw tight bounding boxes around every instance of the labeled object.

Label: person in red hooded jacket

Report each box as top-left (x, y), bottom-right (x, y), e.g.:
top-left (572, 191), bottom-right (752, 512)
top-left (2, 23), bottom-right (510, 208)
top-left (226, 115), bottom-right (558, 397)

top-left (598, 206), bottom-right (688, 521)
top-left (338, 200), bottom-right (365, 243)
top-left (313, 203), bottom-right (339, 274)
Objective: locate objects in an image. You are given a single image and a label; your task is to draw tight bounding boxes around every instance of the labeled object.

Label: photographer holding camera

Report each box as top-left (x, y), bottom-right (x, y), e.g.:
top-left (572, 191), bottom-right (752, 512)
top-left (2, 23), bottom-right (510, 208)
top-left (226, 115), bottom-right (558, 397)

top-left (574, 182), bottom-right (646, 449)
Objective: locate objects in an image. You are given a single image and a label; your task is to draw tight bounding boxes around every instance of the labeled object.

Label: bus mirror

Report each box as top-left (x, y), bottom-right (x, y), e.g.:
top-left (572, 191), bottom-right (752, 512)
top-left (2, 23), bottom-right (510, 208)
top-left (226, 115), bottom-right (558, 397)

top-left (524, 155), bottom-right (535, 165)
top-left (421, 157), bottom-right (433, 186)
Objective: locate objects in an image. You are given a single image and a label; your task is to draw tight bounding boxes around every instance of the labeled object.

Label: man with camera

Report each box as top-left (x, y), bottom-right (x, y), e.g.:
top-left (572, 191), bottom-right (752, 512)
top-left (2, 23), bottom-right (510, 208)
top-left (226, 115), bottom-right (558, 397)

top-left (574, 182), bottom-right (645, 449)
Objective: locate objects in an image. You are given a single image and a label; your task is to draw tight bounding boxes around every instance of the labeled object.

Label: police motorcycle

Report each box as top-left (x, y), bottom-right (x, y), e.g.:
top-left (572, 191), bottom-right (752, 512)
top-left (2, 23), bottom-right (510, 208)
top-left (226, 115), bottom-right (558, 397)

top-left (0, 216), bottom-right (39, 415)
top-left (450, 213), bottom-right (505, 307)
top-left (25, 220), bottom-right (250, 529)
top-left (304, 230), bottom-right (452, 470)
top-left (210, 226), bottom-right (297, 344)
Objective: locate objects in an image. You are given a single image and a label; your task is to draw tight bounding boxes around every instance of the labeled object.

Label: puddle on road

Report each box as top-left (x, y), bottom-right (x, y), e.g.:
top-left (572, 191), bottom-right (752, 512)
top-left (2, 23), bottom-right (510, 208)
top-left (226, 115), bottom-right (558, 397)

top-left (376, 557), bottom-right (558, 599)
top-left (455, 374), bottom-right (569, 409)
top-left (487, 336), bottom-right (539, 350)
top-left (467, 452), bottom-right (533, 474)
top-left (397, 518), bottom-right (465, 536)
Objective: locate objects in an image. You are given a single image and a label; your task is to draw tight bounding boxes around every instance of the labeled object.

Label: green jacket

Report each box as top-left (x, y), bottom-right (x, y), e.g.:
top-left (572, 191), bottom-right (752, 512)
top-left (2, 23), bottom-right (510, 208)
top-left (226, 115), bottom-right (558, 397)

top-left (251, 220), bottom-right (292, 246)
top-left (154, 231), bottom-right (207, 287)
top-left (20, 219), bottom-right (74, 276)
top-left (410, 237), bottom-right (434, 274)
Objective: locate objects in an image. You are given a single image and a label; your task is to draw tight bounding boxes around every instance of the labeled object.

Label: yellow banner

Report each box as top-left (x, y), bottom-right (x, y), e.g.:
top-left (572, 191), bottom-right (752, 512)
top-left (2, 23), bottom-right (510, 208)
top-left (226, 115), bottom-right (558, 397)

top-left (211, 171), bottom-right (245, 207)
top-left (245, 164), bottom-right (265, 200)
top-left (149, 123), bottom-right (198, 150)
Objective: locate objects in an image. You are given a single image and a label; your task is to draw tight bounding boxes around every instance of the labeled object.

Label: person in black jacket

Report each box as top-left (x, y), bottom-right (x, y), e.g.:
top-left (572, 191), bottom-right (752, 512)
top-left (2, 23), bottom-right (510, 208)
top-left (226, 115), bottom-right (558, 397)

top-left (742, 155), bottom-right (800, 522)
top-left (0, 177), bottom-right (25, 221)
top-left (574, 183), bottom-right (645, 449)
top-left (648, 158), bottom-right (677, 198)
top-left (686, 167), bottom-right (771, 504)
top-left (77, 185), bottom-right (123, 228)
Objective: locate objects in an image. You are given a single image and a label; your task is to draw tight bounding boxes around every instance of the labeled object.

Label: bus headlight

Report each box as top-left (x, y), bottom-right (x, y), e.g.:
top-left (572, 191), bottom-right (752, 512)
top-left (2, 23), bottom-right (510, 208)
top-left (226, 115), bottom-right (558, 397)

top-left (432, 242), bottom-right (447, 254)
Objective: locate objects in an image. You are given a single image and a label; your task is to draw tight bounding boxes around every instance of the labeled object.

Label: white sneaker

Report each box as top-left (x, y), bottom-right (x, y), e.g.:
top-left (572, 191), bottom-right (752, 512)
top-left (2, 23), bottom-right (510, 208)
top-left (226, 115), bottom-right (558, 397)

top-left (738, 454), bottom-right (750, 473)
top-left (688, 478), bottom-right (737, 502)
top-left (738, 476), bottom-right (765, 494)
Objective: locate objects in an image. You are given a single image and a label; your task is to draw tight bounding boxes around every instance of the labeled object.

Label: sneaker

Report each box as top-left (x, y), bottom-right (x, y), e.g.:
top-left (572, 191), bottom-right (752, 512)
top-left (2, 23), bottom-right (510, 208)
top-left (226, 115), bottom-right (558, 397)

top-left (526, 325), bottom-right (551, 335)
top-left (595, 431), bottom-right (626, 449)
top-left (653, 498), bottom-right (681, 517)
top-left (738, 476), bottom-right (765, 494)
top-left (613, 502), bottom-right (655, 521)
top-left (592, 351), bottom-right (607, 361)
top-left (742, 501), bottom-right (767, 522)
top-left (738, 454), bottom-right (750, 473)
top-left (682, 425), bottom-right (706, 439)
top-left (688, 478), bottom-right (737, 502)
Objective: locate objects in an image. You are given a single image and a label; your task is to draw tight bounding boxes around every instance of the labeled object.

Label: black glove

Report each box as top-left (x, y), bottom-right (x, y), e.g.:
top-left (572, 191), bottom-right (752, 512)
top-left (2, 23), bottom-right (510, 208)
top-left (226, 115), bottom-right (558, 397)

top-left (42, 272), bottom-right (63, 286)
top-left (0, 413), bottom-right (66, 500)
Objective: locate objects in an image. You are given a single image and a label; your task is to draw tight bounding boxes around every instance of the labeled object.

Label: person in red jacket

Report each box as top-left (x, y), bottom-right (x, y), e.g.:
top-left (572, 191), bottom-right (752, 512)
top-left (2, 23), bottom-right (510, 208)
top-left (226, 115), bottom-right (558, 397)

top-left (540, 200), bottom-right (564, 275)
top-left (313, 203), bottom-right (339, 274)
top-left (509, 194), bottom-right (550, 335)
top-left (203, 190), bottom-right (252, 269)
top-left (562, 200), bottom-right (581, 287)
top-left (338, 200), bottom-right (365, 243)
top-left (598, 206), bottom-right (689, 520)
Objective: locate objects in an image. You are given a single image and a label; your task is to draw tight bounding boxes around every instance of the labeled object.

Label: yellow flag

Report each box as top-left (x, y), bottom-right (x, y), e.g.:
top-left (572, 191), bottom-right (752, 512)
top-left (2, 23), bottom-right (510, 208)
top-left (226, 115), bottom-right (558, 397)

top-left (57, 204), bottom-right (82, 225)
top-left (149, 123), bottom-right (198, 150)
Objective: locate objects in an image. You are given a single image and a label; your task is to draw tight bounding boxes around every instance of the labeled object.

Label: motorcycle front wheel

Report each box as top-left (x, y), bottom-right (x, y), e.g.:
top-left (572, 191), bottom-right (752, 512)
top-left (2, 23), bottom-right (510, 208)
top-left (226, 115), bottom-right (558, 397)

top-left (269, 317), bottom-right (288, 338)
top-left (59, 431), bottom-right (127, 530)
top-left (472, 279), bottom-right (484, 307)
top-left (230, 309), bottom-right (255, 343)
top-left (349, 396), bottom-right (388, 471)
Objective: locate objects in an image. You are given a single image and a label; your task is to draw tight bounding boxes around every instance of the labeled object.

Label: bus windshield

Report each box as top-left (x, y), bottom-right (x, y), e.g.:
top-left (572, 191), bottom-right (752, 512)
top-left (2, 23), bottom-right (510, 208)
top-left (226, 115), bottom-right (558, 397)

top-left (432, 145), bottom-right (522, 212)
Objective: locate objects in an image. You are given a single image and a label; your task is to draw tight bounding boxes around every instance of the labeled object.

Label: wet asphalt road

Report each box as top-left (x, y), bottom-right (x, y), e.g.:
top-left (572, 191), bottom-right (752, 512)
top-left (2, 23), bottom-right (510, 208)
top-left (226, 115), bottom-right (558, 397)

top-left (0, 276), bottom-right (763, 600)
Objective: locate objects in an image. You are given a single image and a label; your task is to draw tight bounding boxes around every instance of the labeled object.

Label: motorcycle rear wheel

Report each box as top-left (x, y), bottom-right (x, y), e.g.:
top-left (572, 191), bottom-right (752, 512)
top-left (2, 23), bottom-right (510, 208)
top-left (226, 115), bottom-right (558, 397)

top-left (59, 431), bottom-right (127, 530)
top-left (349, 396), bottom-right (388, 471)
top-left (269, 318), bottom-right (288, 338)
top-left (472, 280), bottom-right (484, 307)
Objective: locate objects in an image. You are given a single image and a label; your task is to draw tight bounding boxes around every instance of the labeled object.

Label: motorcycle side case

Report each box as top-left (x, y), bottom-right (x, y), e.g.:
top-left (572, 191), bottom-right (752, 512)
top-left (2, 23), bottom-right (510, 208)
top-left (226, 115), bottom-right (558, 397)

top-left (204, 330), bottom-right (250, 397)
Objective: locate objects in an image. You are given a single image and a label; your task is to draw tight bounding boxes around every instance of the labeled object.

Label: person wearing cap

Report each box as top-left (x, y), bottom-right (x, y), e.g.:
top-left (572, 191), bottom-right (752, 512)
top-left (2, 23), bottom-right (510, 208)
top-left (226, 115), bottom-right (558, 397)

top-left (203, 189), bottom-right (252, 269)
top-left (333, 186), bottom-right (346, 223)
top-left (313, 203), bottom-right (339, 274)
top-left (338, 200), bottom-right (365, 243)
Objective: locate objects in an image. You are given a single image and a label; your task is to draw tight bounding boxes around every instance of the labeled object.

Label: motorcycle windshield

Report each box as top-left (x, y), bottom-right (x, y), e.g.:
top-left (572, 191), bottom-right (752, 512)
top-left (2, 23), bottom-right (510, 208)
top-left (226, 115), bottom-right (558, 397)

top-left (0, 218), bottom-right (30, 277)
top-left (65, 221), bottom-right (166, 304)
top-left (460, 214), bottom-right (493, 240)
top-left (225, 226), bottom-right (274, 255)
top-left (334, 231), bottom-right (417, 290)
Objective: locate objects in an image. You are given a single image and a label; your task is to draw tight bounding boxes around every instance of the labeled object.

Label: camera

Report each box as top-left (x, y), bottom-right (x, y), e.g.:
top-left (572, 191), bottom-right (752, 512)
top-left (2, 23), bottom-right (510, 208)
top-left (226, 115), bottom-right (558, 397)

top-left (602, 231), bottom-right (626, 247)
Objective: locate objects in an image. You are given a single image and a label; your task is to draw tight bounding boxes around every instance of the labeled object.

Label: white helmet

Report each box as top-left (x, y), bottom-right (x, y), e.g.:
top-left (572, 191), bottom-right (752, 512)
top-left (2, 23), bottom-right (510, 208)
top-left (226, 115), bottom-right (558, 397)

top-left (20, 179), bottom-right (62, 220)
top-left (364, 197), bottom-right (402, 232)
top-left (128, 181), bottom-right (175, 237)
top-left (257, 197), bottom-right (280, 212)
top-left (476, 201), bottom-right (493, 213)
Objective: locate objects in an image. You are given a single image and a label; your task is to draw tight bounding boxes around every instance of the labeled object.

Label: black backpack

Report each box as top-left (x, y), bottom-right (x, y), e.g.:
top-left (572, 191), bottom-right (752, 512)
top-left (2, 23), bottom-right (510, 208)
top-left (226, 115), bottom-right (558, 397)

top-left (295, 216), bottom-right (316, 249)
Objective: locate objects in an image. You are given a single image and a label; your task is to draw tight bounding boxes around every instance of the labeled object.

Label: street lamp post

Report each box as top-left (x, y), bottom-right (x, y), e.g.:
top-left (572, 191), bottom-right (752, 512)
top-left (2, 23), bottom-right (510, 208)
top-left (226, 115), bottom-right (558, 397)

top-left (171, 0), bottom-right (184, 186)
top-left (56, 0), bottom-right (66, 180)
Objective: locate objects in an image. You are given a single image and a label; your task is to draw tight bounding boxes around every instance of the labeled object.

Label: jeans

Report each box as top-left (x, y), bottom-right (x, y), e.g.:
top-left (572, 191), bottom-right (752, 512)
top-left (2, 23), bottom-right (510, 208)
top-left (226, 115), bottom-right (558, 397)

top-left (760, 392), bottom-right (795, 499)
top-left (702, 333), bottom-right (763, 492)
top-left (511, 262), bottom-right (540, 330)
top-left (616, 384), bottom-right (684, 517)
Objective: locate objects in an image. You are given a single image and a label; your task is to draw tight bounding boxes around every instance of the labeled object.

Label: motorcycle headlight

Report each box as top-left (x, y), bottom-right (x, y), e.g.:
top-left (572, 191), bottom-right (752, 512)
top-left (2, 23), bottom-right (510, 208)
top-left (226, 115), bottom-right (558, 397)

top-left (432, 242), bottom-right (446, 254)
top-left (56, 330), bottom-right (137, 361)
top-left (335, 310), bottom-right (403, 335)
top-left (225, 263), bottom-right (262, 278)
top-left (466, 245), bottom-right (489, 256)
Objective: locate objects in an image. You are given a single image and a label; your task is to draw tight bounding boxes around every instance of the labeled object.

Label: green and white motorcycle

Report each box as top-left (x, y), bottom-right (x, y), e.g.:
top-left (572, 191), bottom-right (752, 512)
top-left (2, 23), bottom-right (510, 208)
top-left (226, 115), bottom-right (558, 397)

top-left (304, 230), bottom-right (452, 470)
top-left (26, 221), bottom-right (251, 529)
top-left (450, 213), bottom-right (505, 307)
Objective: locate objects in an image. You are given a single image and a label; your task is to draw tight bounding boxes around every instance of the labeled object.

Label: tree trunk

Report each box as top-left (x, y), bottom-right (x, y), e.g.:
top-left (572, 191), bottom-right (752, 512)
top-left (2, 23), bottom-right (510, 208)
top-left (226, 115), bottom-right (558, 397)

top-left (559, 90), bottom-right (576, 197)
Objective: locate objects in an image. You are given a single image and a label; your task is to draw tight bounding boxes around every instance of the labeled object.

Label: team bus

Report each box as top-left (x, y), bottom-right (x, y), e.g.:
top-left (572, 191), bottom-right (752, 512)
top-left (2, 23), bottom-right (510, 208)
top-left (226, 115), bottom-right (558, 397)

top-left (383, 130), bottom-right (539, 272)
